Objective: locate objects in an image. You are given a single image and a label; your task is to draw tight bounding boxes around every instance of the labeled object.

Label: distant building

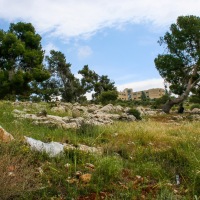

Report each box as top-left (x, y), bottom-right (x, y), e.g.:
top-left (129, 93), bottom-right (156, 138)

top-left (118, 88), bottom-right (165, 100)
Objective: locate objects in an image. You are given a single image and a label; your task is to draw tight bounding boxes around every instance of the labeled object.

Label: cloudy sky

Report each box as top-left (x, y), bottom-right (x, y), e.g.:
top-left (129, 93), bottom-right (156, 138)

top-left (0, 0), bottom-right (200, 93)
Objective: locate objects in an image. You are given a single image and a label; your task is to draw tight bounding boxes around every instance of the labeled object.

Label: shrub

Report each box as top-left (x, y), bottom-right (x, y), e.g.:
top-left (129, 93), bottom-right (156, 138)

top-left (99, 90), bottom-right (118, 105)
top-left (151, 94), bottom-right (169, 109)
top-left (127, 108), bottom-right (141, 120)
top-left (189, 94), bottom-right (200, 104)
top-left (190, 104), bottom-right (200, 110)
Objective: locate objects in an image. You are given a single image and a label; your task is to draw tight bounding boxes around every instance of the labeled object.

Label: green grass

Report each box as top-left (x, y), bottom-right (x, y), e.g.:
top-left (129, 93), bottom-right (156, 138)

top-left (0, 101), bottom-right (200, 199)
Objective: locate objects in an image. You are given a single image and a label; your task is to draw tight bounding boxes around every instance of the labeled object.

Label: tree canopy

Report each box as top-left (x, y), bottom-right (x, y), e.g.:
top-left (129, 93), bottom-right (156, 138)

top-left (45, 50), bottom-right (84, 102)
top-left (0, 22), bottom-right (117, 103)
top-left (0, 22), bottom-right (50, 100)
top-left (154, 15), bottom-right (200, 113)
top-left (78, 65), bottom-right (116, 101)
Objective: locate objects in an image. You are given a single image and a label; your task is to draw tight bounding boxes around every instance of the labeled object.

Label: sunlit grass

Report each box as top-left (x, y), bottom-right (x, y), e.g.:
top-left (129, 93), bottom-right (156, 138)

top-left (0, 101), bottom-right (200, 199)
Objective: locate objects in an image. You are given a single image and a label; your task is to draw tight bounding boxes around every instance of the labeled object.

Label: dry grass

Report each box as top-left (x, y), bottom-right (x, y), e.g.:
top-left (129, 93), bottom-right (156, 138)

top-left (0, 144), bottom-right (42, 200)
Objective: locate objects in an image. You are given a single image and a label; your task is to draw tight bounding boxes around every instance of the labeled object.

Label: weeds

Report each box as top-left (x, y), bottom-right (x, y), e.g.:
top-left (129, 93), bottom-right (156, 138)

top-left (0, 143), bottom-right (42, 200)
top-left (0, 101), bottom-right (200, 199)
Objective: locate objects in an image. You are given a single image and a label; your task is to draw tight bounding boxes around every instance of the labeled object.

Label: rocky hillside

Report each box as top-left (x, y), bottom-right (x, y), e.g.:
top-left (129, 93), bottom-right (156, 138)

top-left (0, 101), bottom-right (200, 199)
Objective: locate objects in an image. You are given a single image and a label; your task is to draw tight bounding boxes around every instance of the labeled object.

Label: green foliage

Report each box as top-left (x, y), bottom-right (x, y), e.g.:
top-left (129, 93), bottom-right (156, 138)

top-left (189, 94), bottom-right (200, 104)
top-left (151, 94), bottom-right (170, 109)
top-left (154, 15), bottom-right (200, 112)
top-left (0, 101), bottom-right (200, 199)
top-left (79, 65), bottom-right (117, 101)
top-left (92, 156), bottom-right (123, 186)
top-left (45, 50), bottom-right (84, 102)
top-left (127, 108), bottom-right (141, 120)
top-left (0, 22), bottom-right (50, 100)
top-left (141, 91), bottom-right (147, 101)
top-left (99, 90), bottom-right (118, 104)
top-left (190, 104), bottom-right (200, 110)
top-left (78, 65), bottom-right (98, 93)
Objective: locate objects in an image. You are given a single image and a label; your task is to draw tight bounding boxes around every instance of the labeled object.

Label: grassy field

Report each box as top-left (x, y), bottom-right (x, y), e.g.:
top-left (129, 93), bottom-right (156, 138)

top-left (0, 101), bottom-right (200, 199)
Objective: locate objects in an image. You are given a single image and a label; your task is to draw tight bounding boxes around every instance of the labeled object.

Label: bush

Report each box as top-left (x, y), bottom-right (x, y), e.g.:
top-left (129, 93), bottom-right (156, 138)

top-left (190, 104), bottom-right (200, 110)
top-left (99, 90), bottom-right (118, 105)
top-left (189, 94), bottom-right (200, 104)
top-left (127, 108), bottom-right (141, 120)
top-left (151, 94), bottom-right (169, 109)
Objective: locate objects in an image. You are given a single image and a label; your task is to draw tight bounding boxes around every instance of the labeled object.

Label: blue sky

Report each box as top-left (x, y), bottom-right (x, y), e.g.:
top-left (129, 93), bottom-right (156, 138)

top-left (0, 0), bottom-right (200, 97)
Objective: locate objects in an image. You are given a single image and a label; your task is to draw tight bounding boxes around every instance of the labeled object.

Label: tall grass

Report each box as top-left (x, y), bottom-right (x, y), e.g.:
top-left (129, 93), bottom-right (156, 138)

top-left (0, 101), bottom-right (200, 199)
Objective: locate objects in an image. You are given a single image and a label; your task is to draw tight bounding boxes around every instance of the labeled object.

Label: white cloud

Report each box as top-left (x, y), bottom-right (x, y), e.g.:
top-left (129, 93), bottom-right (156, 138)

top-left (84, 92), bottom-right (94, 100)
top-left (117, 78), bottom-right (164, 92)
top-left (74, 73), bottom-right (83, 79)
top-left (0, 0), bottom-right (199, 39)
top-left (77, 46), bottom-right (93, 59)
top-left (43, 43), bottom-right (59, 55)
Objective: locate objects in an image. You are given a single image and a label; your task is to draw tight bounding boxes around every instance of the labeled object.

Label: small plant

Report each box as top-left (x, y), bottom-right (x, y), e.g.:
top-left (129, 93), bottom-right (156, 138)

top-left (127, 108), bottom-right (141, 120)
top-left (92, 156), bottom-right (123, 187)
top-left (76, 122), bottom-right (101, 139)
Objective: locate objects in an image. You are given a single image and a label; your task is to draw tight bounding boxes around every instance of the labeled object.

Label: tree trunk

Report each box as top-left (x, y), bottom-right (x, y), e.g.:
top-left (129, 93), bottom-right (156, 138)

top-left (178, 103), bottom-right (184, 114)
top-left (162, 97), bottom-right (185, 113)
top-left (162, 92), bottom-right (188, 114)
top-left (163, 71), bottom-right (200, 113)
top-left (162, 100), bottom-right (178, 113)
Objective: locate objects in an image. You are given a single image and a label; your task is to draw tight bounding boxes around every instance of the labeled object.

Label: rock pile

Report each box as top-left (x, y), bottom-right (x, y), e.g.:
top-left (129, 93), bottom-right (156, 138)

top-left (13, 103), bottom-right (138, 129)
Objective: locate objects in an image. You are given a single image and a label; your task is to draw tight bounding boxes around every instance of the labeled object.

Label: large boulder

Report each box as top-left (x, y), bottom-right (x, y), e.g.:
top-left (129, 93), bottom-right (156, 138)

top-left (136, 106), bottom-right (146, 115)
top-left (119, 113), bottom-right (136, 121)
top-left (25, 136), bottom-right (102, 157)
top-left (0, 126), bottom-right (14, 142)
top-left (115, 105), bottom-right (124, 112)
top-left (51, 106), bottom-right (66, 113)
top-left (87, 104), bottom-right (102, 113)
top-left (191, 108), bottom-right (200, 114)
top-left (100, 104), bottom-right (115, 113)
top-left (189, 114), bottom-right (200, 120)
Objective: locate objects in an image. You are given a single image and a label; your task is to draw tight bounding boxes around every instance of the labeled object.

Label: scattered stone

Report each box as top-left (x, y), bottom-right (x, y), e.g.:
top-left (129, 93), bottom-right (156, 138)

top-left (188, 114), bottom-right (200, 120)
top-left (24, 136), bottom-right (102, 156)
top-left (13, 102), bottom-right (142, 130)
top-left (64, 163), bottom-right (71, 169)
top-left (85, 163), bottom-right (95, 170)
top-left (75, 171), bottom-right (82, 178)
top-left (51, 106), bottom-right (66, 113)
top-left (67, 178), bottom-right (78, 184)
top-left (37, 167), bottom-right (44, 175)
top-left (79, 173), bottom-right (92, 183)
top-left (0, 126), bottom-right (14, 142)
top-left (77, 144), bottom-right (103, 154)
top-left (25, 136), bottom-right (64, 157)
top-left (8, 172), bottom-right (15, 177)
top-left (119, 113), bottom-right (136, 121)
top-left (7, 165), bottom-right (15, 172)
top-left (37, 109), bottom-right (47, 117)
